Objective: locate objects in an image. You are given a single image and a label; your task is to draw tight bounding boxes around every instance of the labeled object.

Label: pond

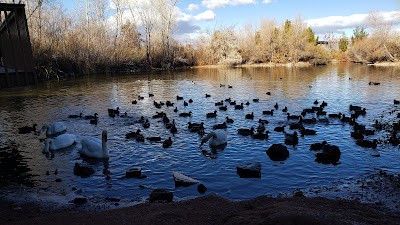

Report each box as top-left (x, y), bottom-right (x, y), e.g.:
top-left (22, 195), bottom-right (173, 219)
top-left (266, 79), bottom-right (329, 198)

top-left (0, 63), bottom-right (399, 209)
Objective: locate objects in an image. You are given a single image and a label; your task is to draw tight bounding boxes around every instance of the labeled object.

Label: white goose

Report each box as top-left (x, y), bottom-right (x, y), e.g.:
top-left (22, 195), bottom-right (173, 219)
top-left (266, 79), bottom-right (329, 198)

top-left (39, 122), bottom-right (67, 137)
top-left (200, 130), bottom-right (227, 147)
top-left (42, 133), bottom-right (77, 153)
top-left (80, 130), bottom-right (109, 159)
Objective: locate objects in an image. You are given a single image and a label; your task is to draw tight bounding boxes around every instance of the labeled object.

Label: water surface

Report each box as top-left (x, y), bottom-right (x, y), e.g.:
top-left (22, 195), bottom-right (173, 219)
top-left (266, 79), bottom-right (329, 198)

top-left (0, 63), bottom-right (399, 206)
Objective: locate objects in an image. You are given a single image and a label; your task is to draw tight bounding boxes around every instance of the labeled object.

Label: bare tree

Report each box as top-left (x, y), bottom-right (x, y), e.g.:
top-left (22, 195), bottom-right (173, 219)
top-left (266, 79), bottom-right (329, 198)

top-left (210, 27), bottom-right (242, 66)
top-left (128, 0), bottom-right (157, 66)
top-left (112, 0), bottom-right (126, 63)
top-left (154, 0), bottom-right (177, 65)
top-left (256, 19), bottom-right (277, 63)
top-left (368, 11), bottom-right (396, 61)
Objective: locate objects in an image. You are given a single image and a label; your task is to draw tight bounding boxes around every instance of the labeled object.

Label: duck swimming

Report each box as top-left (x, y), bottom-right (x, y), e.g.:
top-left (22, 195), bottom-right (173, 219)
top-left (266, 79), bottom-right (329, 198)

top-left (163, 137), bottom-right (173, 148)
top-left (68, 113), bottom-right (82, 118)
top-left (238, 127), bottom-right (254, 136)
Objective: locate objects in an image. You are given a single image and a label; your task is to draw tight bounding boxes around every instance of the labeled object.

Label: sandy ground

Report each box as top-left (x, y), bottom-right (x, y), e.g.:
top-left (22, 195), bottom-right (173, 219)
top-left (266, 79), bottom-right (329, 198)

top-left (1, 194), bottom-right (400, 225)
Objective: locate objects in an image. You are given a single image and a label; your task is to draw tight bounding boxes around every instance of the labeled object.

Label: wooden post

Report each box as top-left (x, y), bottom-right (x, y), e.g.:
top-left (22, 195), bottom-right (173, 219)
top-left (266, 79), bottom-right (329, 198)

top-left (21, 5), bottom-right (36, 84)
top-left (0, 9), bottom-right (11, 88)
top-left (14, 8), bottom-right (28, 86)
top-left (4, 9), bottom-right (19, 87)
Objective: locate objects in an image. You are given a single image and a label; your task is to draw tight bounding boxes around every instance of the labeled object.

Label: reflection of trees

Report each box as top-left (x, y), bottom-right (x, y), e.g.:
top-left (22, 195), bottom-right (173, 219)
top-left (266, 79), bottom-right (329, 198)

top-left (181, 66), bottom-right (333, 101)
top-left (347, 64), bottom-right (400, 79)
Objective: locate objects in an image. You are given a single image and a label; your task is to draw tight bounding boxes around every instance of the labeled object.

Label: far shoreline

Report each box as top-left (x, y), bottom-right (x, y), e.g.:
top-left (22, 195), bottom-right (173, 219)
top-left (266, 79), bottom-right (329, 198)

top-left (190, 60), bottom-right (400, 70)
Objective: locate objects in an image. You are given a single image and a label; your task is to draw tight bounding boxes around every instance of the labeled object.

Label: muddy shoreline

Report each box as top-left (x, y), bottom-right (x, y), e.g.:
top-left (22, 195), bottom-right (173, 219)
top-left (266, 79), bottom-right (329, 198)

top-left (1, 169), bottom-right (400, 225)
top-left (1, 194), bottom-right (400, 225)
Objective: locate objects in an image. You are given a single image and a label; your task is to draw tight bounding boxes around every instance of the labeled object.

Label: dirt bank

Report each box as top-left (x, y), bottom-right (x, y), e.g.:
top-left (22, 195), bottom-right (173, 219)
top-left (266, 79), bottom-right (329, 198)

top-left (2, 194), bottom-right (400, 225)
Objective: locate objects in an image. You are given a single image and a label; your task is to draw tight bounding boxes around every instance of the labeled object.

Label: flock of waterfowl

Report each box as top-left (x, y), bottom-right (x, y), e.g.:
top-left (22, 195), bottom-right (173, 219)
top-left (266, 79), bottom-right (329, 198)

top-left (17, 82), bottom-right (400, 166)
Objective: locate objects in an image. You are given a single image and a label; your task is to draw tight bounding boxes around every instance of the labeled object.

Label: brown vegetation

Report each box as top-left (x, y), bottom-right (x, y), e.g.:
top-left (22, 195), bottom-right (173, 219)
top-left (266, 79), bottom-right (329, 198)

top-left (347, 12), bottom-right (400, 64)
top-left (4, 1), bottom-right (399, 80)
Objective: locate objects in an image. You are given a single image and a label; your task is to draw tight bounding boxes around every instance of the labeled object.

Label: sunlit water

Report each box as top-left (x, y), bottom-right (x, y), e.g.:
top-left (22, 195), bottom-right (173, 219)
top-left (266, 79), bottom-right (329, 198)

top-left (0, 63), bottom-right (399, 208)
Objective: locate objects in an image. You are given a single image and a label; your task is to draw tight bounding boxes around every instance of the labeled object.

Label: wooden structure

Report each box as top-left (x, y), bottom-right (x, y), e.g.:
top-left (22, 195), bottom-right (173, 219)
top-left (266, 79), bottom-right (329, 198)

top-left (0, 3), bottom-right (36, 89)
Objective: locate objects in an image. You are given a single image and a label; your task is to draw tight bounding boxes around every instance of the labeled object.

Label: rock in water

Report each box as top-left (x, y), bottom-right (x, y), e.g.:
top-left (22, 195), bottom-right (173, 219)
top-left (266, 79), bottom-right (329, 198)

top-left (73, 197), bottom-right (87, 204)
top-left (74, 163), bottom-right (95, 178)
top-left (149, 189), bottom-right (173, 203)
top-left (315, 144), bottom-right (341, 165)
top-left (236, 162), bottom-right (261, 178)
top-left (126, 167), bottom-right (141, 178)
top-left (172, 172), bottom-right (199, 187)
top-left (266, 144), bottom-right (289, 161)
top-left (197, 184), bottom-right (207, 194)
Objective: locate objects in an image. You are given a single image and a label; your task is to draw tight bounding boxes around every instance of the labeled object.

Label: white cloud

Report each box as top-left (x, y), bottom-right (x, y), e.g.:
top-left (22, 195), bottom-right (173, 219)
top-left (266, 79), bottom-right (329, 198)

top-left (194, 10), bottom-right (216, 21)
top-left (187, 3), bottom-right (199, 11)
top-left (305, 11), bottom-right (400, 35)
top-left (202, 0), bottom-right (256, 10)
top-left (175, 7), bottom-right (193, 22)
top-left (262, 0), bottom-right (272, 4)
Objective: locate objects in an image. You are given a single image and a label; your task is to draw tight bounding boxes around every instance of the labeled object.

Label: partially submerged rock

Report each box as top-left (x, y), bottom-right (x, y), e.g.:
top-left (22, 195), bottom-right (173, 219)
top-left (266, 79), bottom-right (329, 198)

top-left (149, 189), bottom-right (173, 203)
top-left (315, 144), bottom-right (341, 165)
top-left (197, 184), bottom-right (207, 194)
top-left (73, 197), bottom-right (87, 204)
top-left (126, 167), bottom-right (141, 178)
top-left (73, 163), bottom-right (95, 178)
top-left (236, 162), bottom-right (261, 178)
top-left (266, 144), bottom-right (289, 161)
top-left (173, 172), bottom-right (199, 187)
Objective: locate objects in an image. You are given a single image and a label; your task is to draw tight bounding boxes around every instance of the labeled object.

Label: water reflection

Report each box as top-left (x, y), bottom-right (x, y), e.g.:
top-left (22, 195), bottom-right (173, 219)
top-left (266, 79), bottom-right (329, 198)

top-left (0, 63), bottom-right (399, 204)
top-left (0, 141), bottom-right (35, 187)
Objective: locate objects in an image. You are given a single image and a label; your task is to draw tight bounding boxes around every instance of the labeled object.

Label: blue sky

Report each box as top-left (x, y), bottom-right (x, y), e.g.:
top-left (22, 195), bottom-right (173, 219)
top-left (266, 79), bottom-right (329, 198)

top-left (61, 0), bottom-right (400, 41)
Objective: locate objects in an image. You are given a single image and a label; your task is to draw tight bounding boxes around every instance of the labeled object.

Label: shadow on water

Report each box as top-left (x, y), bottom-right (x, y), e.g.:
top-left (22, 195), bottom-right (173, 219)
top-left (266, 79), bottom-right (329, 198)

top-left (0, 141), bottom-right (35, 187)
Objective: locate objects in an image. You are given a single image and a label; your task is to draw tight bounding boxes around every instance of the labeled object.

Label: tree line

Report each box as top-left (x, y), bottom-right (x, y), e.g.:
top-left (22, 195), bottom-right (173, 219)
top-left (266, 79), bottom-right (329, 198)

top-left (5, 1), bottom-right (400, 80)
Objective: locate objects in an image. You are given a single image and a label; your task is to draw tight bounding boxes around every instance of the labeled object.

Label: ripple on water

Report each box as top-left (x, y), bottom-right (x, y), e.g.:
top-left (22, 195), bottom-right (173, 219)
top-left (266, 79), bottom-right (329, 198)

top-left (0, 64), bottom-right (399, 208)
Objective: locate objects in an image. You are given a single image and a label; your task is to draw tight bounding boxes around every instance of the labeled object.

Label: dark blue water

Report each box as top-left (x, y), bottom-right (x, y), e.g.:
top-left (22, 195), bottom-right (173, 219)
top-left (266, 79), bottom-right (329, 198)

top-left (0, 63), bottom-right (399, 207)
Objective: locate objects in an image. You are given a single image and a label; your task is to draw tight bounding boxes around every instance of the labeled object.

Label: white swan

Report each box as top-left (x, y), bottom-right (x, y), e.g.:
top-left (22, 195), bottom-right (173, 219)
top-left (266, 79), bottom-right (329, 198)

top-left (200, 130), bottom-right (227, 147)
top-left (39, 122), bottom-right (67, 137)
top-left (42, 134), bottom-right (77, 153)
top-left (80, 130), bottom-right (109, 159)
